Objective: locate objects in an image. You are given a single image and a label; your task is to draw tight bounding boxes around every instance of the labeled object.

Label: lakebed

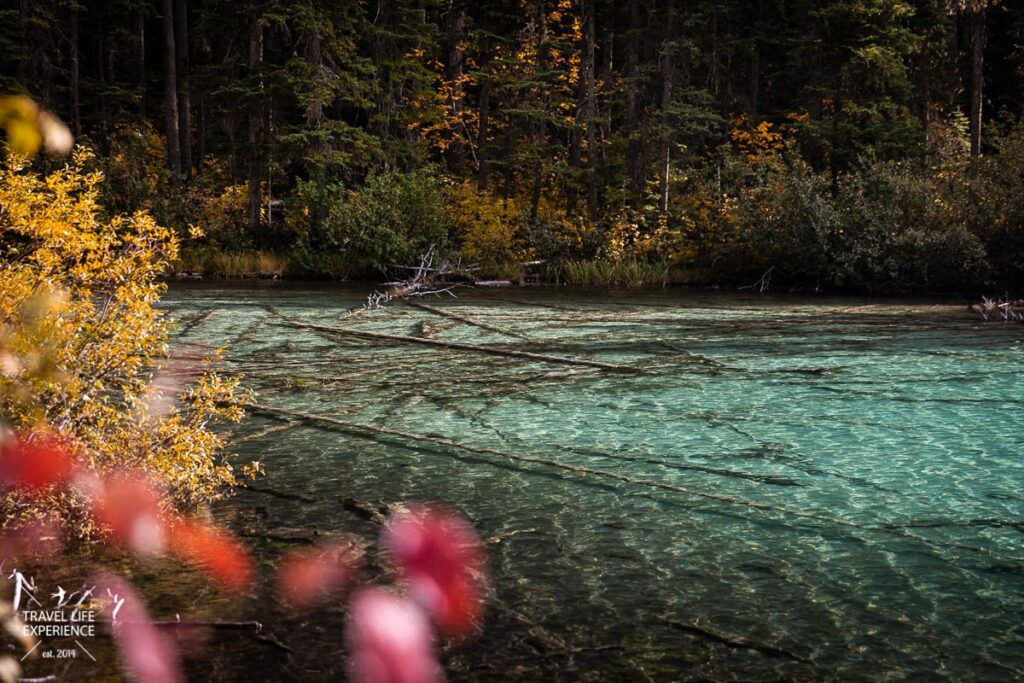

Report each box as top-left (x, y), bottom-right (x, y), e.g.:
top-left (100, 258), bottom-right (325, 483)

top-left (30, 283), bottom-right (1024, 681)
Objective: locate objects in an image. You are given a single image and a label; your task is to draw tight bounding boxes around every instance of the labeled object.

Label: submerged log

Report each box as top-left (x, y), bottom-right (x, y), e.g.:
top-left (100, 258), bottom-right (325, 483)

top-left (151, 620), bottom-right (294, 654)
top-left (249, 404), bottom-right (1024, 569)
top-left (249, 404), bottom-right (852, 527)
top-left (272, 316), bottom-right (642, 373)
top-left (234, 483), bottom-right (316, 504)
top-left (667, 620), bottom-right (811, 663)
top-left (230, 421), bottom-right (301, 444)
top-left (152, 620), bottom-right (263, 630)
top-left (408, 300), bottom-right (528, 339)
top-left (341, 497), bottom-right (389, 524)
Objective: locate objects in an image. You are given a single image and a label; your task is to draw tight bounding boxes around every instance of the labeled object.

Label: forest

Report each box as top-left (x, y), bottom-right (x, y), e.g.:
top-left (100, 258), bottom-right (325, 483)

top-left (3, 0), bottom-right (1024, 291)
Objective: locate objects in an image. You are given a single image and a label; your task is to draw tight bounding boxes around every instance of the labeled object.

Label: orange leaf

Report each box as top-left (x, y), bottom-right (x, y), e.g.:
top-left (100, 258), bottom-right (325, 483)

top-left (168, 518), bottom-right (254, 592)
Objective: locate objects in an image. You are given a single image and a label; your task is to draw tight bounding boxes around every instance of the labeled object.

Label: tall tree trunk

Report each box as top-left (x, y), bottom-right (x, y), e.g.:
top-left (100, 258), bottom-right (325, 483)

top-left (968, 6), bottom-right (985, 157)
top-left (477, 77), bottom-right (490, 188)
top-left (625, 0), bottom-right (644, 194)
top-left (443, 0), bottom-right (466, 174)
top-left (567, 2), bottom-right (586, 211)
top-left (247, 7), bottom-right (264, 234)
top-left (304, 28), bottom-right (324, 132)
top-left (197, 94), bottom-right (205, 168)
top-left (529, 1), bottom-right (548, 222)
top-left (97, 37), bottom-right (107, 127)
top-left (830, 95), bottom-right (841, 197)
top-left (162, 0), bottom-right (181, 174)
top-left (137, 4), bottom-right (146, 122)
top-left (584, 0), bottom-right (599, 214)
top-left (301, 21), bottom-right (325, 187)
top-left (659, 0), bottom-right (676, 216)
top-left (174, 0), bottom-right (192, 174)
top-left (18, 0), bottom-right (29, 87)
top-left (70, 3), bottom-right (81, 138)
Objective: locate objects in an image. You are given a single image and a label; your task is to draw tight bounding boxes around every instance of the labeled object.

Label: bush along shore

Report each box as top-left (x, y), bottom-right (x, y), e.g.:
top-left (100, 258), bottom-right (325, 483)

top-left (163, 123), bottom-right (1024, 295)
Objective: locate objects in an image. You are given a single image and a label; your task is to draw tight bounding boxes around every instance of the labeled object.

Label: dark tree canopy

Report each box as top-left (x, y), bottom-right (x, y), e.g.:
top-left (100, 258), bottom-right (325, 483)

top-left (3, 0), bottom-right (1024, 291)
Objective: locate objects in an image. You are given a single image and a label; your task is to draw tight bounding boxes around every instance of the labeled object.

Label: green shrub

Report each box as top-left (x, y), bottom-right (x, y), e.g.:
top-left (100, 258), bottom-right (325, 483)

top-left (689, 144), bottom-right (990, 292)
top-left (289, 168), bottom-right (453, 276)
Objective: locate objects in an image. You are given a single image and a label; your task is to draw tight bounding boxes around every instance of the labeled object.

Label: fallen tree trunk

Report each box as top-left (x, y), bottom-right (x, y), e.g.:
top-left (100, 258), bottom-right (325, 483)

top-left (249, 404), bottom-right (851, 527)
top-left (272, 315), bottom-right (642, 373)
top-left (408, 300), bottom-right (528, 339)
top-left (249, 403), bottom-right (1024, 568)
top-left (230, 420), bottom-right (301, 444)
top-left (151, 620), bottom-right (263, 630)
top-left (667, 620), bottom-right (810, 663)
top-left (234, 483), bottom-right (316, 503)
top-left (150, 620), bottom-right (294, 654)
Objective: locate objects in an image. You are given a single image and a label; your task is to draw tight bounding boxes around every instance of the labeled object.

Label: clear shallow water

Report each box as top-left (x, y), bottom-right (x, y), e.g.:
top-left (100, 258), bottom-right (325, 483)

top-left (157, 284), bottom-right (1024, 681)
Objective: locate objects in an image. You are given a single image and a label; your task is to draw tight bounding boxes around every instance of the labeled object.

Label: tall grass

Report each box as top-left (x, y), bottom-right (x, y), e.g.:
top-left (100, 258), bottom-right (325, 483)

top-left (546, 258), bottom-right (669, 288)
top-left (175, 249), bottom-right (291, 278)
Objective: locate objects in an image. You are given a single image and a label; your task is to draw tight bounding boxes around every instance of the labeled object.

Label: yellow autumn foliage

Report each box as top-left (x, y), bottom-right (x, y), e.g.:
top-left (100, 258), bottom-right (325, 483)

top-left (730, 114), bottom-right (785, 164)
top-left (0, 149), bottom-right (250, 533)
top-left (449, 181), bottom-right (525, 276)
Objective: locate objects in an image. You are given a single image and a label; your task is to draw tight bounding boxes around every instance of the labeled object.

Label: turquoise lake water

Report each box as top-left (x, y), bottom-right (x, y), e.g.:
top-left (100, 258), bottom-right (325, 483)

top-left (158, 283), bottom-right (1024, 681)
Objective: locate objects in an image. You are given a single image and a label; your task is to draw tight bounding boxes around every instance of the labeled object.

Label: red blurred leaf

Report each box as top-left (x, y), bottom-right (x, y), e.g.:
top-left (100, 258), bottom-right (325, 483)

top-left (91, 572), bottom-right (184, 683)
top-left (346, 588), bottom-right (444, 683)
top-left (0, 434), bottom-right (75, 492)
top-left (91, 472), bottom-right (166, 557)
top-left (168, 517), bottom-right (253, 592)
top-left (382, 506), bottom-right (486, 636)
top-left (276, 541), bottom-right (358, 610)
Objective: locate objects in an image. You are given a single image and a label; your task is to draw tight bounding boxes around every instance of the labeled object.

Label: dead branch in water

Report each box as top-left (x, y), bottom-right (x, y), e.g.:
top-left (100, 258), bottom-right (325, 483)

top-left (346, 246), bottom-right (477, 317)
top-left (271, 312), bottom-right (641, 373)
top-left (739, 266), bottom-right (776, 293)
top-left (234, 483), bottom-right (316, 503)
top-left (971, 296), bottom-right (1024, 321)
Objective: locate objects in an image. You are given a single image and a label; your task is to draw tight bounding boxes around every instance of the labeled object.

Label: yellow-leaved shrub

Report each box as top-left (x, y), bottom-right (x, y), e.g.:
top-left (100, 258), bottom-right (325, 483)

top-left (0, 149), bottom-right (251, 534)
top-left (449, 181), bottom-right (526, 277)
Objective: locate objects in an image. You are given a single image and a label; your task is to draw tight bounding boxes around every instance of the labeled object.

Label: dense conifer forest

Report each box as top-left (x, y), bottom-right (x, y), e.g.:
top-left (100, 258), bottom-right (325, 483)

top-left (3, 0), bottom-right (1024, 291)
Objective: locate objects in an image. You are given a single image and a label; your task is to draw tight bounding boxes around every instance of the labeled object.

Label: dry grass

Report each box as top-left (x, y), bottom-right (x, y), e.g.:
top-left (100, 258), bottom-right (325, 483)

top-left (175, 249), bottom-right (291, 278)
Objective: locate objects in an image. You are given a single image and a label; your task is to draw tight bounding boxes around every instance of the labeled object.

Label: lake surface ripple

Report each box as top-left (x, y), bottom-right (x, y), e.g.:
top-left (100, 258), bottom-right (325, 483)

top-left (162, 283), bottom-right (1024, 682)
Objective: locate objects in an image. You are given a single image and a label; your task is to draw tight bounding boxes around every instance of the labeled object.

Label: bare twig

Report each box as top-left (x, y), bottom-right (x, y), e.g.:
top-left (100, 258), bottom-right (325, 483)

top-left (739, 266), bottom-right (776, 293)
top-left (972, 296), bottom-right (1024, 321)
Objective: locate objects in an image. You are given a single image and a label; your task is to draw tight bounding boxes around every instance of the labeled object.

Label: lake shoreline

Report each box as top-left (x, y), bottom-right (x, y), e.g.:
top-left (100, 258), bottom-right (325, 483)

top-left (164, 270), bottom-right (995, 304)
